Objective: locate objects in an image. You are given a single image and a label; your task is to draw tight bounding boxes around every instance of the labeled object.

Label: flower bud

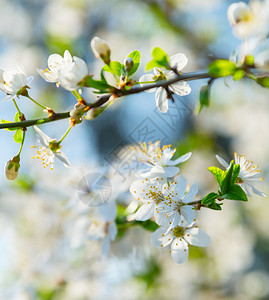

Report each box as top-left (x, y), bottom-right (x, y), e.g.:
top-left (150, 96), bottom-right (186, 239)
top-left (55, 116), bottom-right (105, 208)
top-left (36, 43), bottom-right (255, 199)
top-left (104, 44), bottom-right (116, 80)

top-left (69, 104), bottom-right (86, 125)
top-left (124, 57), bottom-right (134, 73)
top-left (90, 37), bottom-right (111, 65)
top-left (84, 106), bottom-right (106, 120)
top-left (5, 155), bottom-right (20, 180)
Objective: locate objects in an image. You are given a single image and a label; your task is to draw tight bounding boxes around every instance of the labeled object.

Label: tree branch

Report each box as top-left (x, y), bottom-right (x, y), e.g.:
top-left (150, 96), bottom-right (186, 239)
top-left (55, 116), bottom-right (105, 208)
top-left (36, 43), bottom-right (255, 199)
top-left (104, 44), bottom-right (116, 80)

top-left (0, 71), bottom-right (211, 130)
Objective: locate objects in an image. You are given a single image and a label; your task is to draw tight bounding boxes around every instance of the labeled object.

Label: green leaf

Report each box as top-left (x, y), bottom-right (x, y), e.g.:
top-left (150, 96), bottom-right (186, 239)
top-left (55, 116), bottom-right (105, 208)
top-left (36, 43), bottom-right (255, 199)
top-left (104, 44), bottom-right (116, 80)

top-left (208, 166), bottom-right (225, 185)
top-left (201, 192), bottom-right (219, 206)
top-left (207, 202), bottom-right (223, 210)
top-left (222, 184), bottom-right (248, 201)
top-left (233, 70), bottom-right (245, 81)
top-left (231, 164), bottom-right (240, 185)
top-left (103, 61), bottom-right (123, 77)
top-left (221, 161), bottom-right (234, 194)
top-left (127, 50), bottom-right (141, 76)
top-left (198, 85), bottom-right (209, 113)
top-left (208, 59), bottom-right (237, 78)
top-left (81, 75), bottom-right (112, 92)
top-left (146, 47), bottom-right (170, 70)
top-left (256, 77), bottom-right (269, 88)
top-left (13, 129), bottom-right (23, 143)
top-left (1, 120), bottom-right (19, 131)
top-left (14, 112), bottom-right (21, 122)
top-left (135, 220), bottom-right (159, 232)
top-left (245, 55), bottom-right (255, 66)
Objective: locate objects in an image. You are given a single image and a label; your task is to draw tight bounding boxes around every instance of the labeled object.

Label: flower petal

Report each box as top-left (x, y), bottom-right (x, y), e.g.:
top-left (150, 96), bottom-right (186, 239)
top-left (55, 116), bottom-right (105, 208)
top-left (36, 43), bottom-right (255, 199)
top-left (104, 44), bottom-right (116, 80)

top-left (163, 166), bottom-right (179, 178)
top-left (216, 155), bottom-right (229, 169)
top-left (247, 182), bottom-right (266, 197)
top-left (139, 74), bottom-right (156, 93)
top-left (155, 87), bottom-right (168, 113)
top-left (167, 152), bottom-right (192, 166)
top-left (170, 53), bottom-right (188, 72)
top-left (182, 182), bottom-right (198, 204)
top-left (55, 151), bottom-right (71, 167)
top-left (170, 238), bottom-right (189, 264)
top-left (132, 203), bottom-right (155, 221)
top-left (101, 236), bottom-right (110, 257)
top-left (108, 222), bottom-right (118, 241)
top-left (184, 227), bottom-right (211, 247)
top-left (181, 206), bottom-right (197, 225)
top-left (170, 81), bottom-right (191, 96)
top-left (173, 175), bottom-right (187, 199)
top-left (99, 202), bottom-right (117, 222)
top-left (150, 226), bottom-right (173, 248)
top-left (33, 125), bottom-right (52, 146)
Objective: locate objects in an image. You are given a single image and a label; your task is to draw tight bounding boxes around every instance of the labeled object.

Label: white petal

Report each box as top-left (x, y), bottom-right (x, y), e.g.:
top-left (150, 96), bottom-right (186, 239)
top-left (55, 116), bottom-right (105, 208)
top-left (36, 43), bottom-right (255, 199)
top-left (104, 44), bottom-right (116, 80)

top-left (182, 182), bottom-right (198, 204)
top-left (150, 227), bottom-right (173, 248)
top-left (163, 166), bottom-right (179, 178)
top-left (170, 238), bottom-right (189, 264)
top-left (37, 68), bottom-right (58, 83)
top-left (248, 183), bottom-right (266, 197)
top-left (55, 151), bottom-right (71, 167)
top-left (181, 206), bottom-right (198, 225)
top-left (167, 152), bottom-right (192, 166)
top-left (173, 175), bottom-right (187, 198)
top-left (170, 81), bottom-right (191, 96)
top-left (48, 54), bottom-right (64, 72)
top-left (184, 227), bottom-right (211, 247)
top-left (101, 236), bottom-right (110, 257)
top-left (98, 202), bottom-right (117, 222)
top-left (64, 50), bottom-right (73, 64)
top-left (130, 180), bottom-right (154, 200)
top-left (139, 74), bottom-right (156, 92)
top-left (33, 125), bottom-right (52, 146)
top-left (108, 222), bottom-right (118, 241)
top-left (170, 53), bottom-right (188, 72)
top-left (155, 87), bottom-right (168, 113)
top-left (133, 203), bottom-right (155, 221)
top-left (216, 155), bottom-right (229, 169)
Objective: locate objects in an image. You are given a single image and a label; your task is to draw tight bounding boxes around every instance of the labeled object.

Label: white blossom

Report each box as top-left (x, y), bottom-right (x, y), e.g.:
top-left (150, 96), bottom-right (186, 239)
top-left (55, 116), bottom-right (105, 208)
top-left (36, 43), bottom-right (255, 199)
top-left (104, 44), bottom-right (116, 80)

top-left (151, 218), bottom-right (210, 264)
top-left (90, 36), bottom-right (111, 64)
top-left (37, 50), bottom-right (72, 86)
top-left (139, 53), bottom-right (191, 113)
top-left (216, 153), bottom-right (265, 197)
top-left (31, 125), bottom-right (71, 170)
top-left (0, 68), bottom-right (32, 100)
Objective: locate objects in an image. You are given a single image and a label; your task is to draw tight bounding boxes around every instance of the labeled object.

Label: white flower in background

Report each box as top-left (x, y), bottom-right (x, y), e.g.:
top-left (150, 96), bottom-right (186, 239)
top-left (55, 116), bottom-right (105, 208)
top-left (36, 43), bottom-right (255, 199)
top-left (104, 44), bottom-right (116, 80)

top-left (87, 212), bottom-right (117, 256)
top-left (155, 176), bottom-right (198, 227)
top-left (139, 53), bottom-right (191, 113)
top-left (216, 153), bottom-right (265, 197)
top-left (90, 36), bottom-right (111, 64)
top-left (31, 125), bottom-right (71, 170)
top-left (37, 50), bottom-right (72, 86)
top-left (151, 218), bottom-right (210, 264)
top-left (227, 1), bottom-right (269, 38)
top-left (128, 178), bottom-right (165, 221)
top-left (0, 68), bottom-right (33, 100)
top-left (59, 56), bottom-right (88, 91)
top-left (137, 144), bottom-right (192, 179)
top-left (255, 48), bottom-right (269, 71)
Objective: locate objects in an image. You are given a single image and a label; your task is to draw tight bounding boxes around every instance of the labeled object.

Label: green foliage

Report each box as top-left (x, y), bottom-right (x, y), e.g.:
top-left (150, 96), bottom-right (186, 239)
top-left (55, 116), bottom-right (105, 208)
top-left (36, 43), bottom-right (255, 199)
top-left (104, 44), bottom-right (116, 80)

top-left (256, 77), bottom-right (269, 88)
top-left (198, 85), bottom-right (209, 113)
top-left (103, 61), bottom-right (123, 77)
top-left (135, 220), bottom-right (159, 231)
top-left (13, 129), bottom-right (23, 143)
top-left (126, 50), bottom-right (141, 76)
top-left (80, 75), bottom-right (112, 93)
top-left (1, 119), bottom-right (19, 131)
top-left (233, 69), bottom-right (245, 81)
top-left (1, 113), bottom-right (24, 143)
top-left (245, 54), bottom-right (255, 66)
top-left (146, 47), bottom-right (170, 70)
top-left (208, 59), bottom-right (237, 78)
top-left (208, 161), bottom-right (248, 203)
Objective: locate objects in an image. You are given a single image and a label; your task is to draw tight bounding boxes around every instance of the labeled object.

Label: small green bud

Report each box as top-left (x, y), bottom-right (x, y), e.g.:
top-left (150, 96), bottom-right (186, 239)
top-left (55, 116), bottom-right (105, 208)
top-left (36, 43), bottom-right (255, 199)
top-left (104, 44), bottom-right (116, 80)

top-left (5, 155), bottom-right (20, 180)
top-left (124, 57), bottom-right (134, 73)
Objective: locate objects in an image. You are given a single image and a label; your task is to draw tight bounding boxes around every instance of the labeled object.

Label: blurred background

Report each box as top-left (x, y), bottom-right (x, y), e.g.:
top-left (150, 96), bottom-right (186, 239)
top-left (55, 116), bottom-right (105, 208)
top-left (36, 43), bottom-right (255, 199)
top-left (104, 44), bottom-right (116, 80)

top-left (0, 0), bottom-right (269, 299)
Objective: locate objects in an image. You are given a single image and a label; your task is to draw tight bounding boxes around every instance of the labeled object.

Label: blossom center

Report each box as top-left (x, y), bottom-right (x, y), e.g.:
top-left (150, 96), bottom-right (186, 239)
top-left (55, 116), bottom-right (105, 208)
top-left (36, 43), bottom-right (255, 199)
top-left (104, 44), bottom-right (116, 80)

top-left (173, 226), bottom-right (185, 238)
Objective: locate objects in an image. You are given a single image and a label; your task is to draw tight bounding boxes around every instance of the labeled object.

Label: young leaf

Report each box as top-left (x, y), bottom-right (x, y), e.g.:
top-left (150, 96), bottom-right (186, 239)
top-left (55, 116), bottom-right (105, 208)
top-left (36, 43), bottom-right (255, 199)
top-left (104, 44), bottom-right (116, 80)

top-left (13, 129), bottom-right (23, 144)
top-left (207, 202), bottom-right (223, 210)
top-left (81, 75), bottom-right (112, 92)
top-left (208, 59), bottom-right (237, 78)
top-left (1, 120), bottom-right (19, 131)
top-left (221, 161), bottom-right (234, 194)
top-left (146, 47), bottom-right (170, 70)
top-left (198, 85), bottom-right (209, 113)
top-left (256, 77), bottom-right (269, 88)
top-left (127, 50), bottom-right (141, 76)
top-left (103, 61), bottom-right (123, 77)
top-left (222, 184), bottom-right (248, 201)
top-left (231, 164), bottom-right (240, 185)
top-left (201, 192), bottom-right (219, 206)
top-left (15, 112), bottom-right (21, 122)
top-left (208, 166), bottom-right (225, 185)
top-left (233, 70), bottom-right (245, 81)
top-left (135, 220), bottom-right (159, 232)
